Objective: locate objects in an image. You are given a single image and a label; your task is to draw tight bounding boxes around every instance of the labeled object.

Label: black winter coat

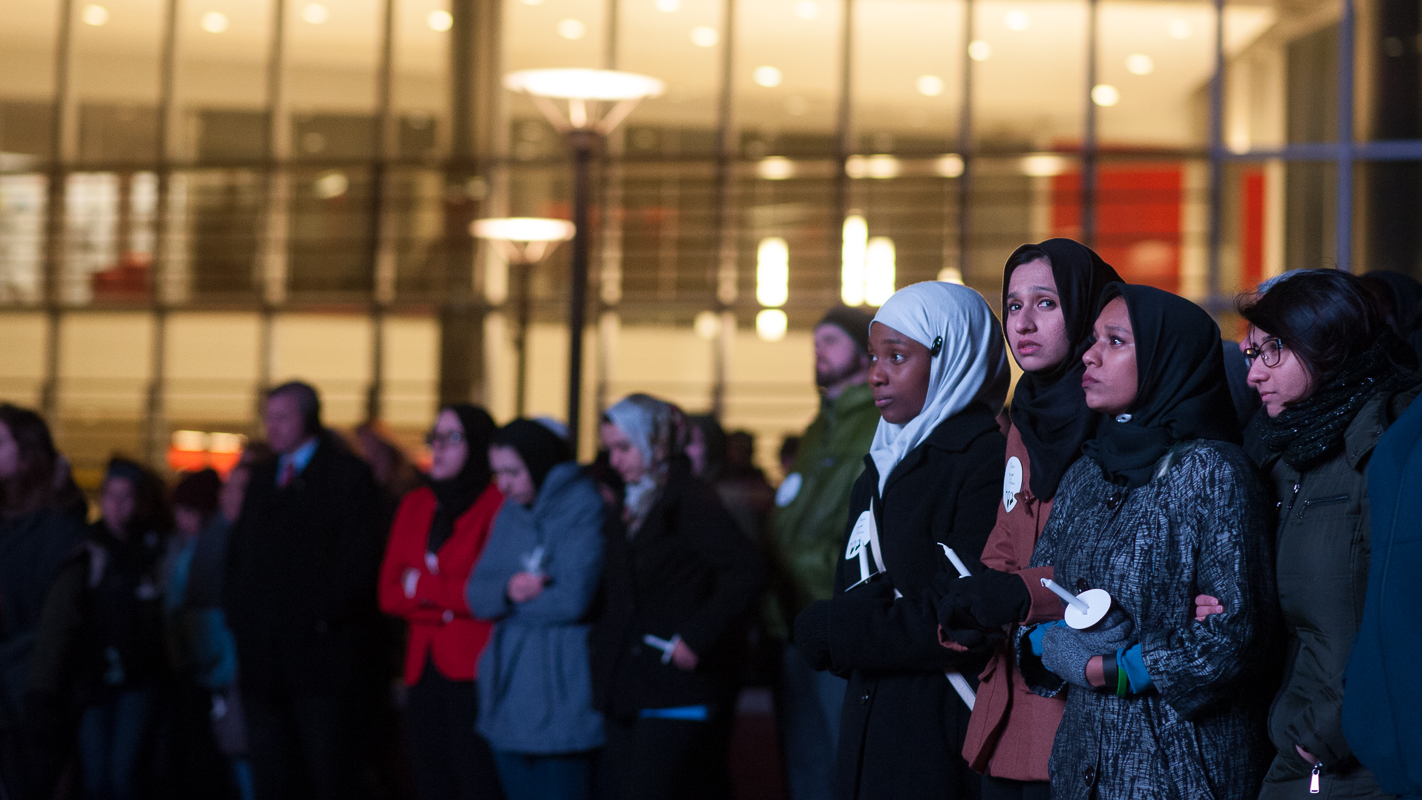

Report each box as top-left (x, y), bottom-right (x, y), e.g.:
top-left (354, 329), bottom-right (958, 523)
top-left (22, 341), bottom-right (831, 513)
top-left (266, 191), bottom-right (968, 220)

top-left (223, 434), bottom-right (383, 697)
top-left (0, 508), bottom-right (85, 729)
top-left (591, 457), bottom-right (766, 719)
top-left (815, 407), bottom-right (1005, 800)
top-left (81, 524), bottom-right (168, 699)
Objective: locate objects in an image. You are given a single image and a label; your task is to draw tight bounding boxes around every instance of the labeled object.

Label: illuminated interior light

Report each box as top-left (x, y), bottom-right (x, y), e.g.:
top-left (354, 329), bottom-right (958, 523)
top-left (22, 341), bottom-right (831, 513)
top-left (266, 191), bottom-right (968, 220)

top-left (756, 309), bottom-right (788, 341)
top-left (82, 5), bottom-right (110, 26)
top-left (841, 214), bottom-right (867, 306)
top-left (757, 157), bottom-right (794, 180)
top-left (200, 11), bottom-right (229, 32)
top-left (917, 75), bottom-right (945, 97)
top-left (428, 10), bottom-right (453, 31)
top-left (691, 26), bottom-right (718, 47)
top-left (753, 66), bottom-right (783, 88)
top-left (864, 237), bottom-right (896, 307)
top-left (1126, 54), bottom-right (1154, 75)
top-left (968, 40), bottom-right (991, 61)
top-left (301, 3), bottom-right (329, 24)
top-left (756, 237), bottom-right (789, 307)
top-left (935, 154), bottom-right (964, 178)
top-left (558, 18), bottom-right (586, 39)
top-left (1004, 10), bottom-right (1030, 30)
top-left (1091, 84), bottom-right (1120, 107)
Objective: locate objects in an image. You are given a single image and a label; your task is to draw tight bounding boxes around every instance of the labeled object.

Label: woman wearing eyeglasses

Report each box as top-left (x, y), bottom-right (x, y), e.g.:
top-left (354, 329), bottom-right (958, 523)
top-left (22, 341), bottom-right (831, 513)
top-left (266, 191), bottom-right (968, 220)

top-left (1233, 270), bottom-right (1420, 800)
top-left (378, 405), bottom-right (506, 800)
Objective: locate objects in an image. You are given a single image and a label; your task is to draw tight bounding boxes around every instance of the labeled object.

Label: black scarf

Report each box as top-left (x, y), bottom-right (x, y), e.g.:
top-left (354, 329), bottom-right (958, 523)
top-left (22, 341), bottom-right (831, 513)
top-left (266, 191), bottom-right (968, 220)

top-left (1005, 239), bottom-right (1122, 500)
top-left (427, 404), bottom-right (496, 553)
top-left (492, 419), bottom-right (573, 503)
top-left (1258, 335), bottom-right (1418, 470)
top-left (1083, 284), bottom-right (1242, 488)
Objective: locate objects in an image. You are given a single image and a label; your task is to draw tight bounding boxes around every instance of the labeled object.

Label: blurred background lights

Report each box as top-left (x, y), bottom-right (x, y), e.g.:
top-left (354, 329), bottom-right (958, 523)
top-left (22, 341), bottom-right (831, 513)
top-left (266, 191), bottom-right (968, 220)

top-left (691, 26), bottom-right (718, 47)
top-left (1004, 10), bottom-right (1031, 30)
top-left (794, 1), bottom-right (821, 20)
top-left (755, 237), bottom-right (789, 308)
top-left (694, 311), bottom-right (720, 340)
top-left (427, 10), bottom-right (453, 31)
top-left (82, 5), bottom-right (110, 25)
top-left (968, 40), bottom-right (991, 61)
top-left (1091, 84), bottom-right (1120, 106)
top-left (864, 237), bottom-right (896, 306)
top-left (557, 18), bottom-right (586, 39)
top-left (756, 309), bottom-right (788, 342)
top-left (935, 154), bottom-right (965, 178)
top-left (757, 156), bottom-right (794, 180)
top-left (200, 11), bottom-right (229, 32)
top-left (1126, 54), bottom-right (1154, 75)
top-left (314, 171), bottom-right (349, 199)
top-left (753, 66), bottom-right (783, 87)
top-left (1168, 19), bottom-right (1192, 38)
top-left (301, 3), bottom-right (329, 24)
top-left (916, 75), bottom-right (945, 97)
top-left (656, 0), bottom-right (681, 11)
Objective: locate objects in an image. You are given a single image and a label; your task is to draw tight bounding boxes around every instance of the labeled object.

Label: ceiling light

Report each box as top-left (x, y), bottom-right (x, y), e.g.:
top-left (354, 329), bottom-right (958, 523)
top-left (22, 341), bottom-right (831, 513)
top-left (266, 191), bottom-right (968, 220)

top-left (795, 0), bottom-right (821, 20)
top-left (756, 237), bottom-right (789, 307)
top-left (81, 5), bottom-right (109, 26)
top-left (1020, 154), bottom-right (1068, 177)
top-left (558, 18), bottom-right (586, 39)
top-left (200, 11), bottom-right (229, 32)
top-left (916, 75), bottom-right (945, 97)
top-left (1168, 19), bottom-right (1191, 39)
top-left (520, 0), bottom-right (543, 4)
top-left (301, 3), bottom-right (329, 24)
top-left (1004, 10), bottom-right (1030, 30)
top-left (753, 66), bottom-right (783, 88)
top-left (656, 0), bottom-right (681, 11)
top-left (758, 156), bottom-right (795, 180)
top-left (691, 26), bottom-right (718, 47)
top-left (968, 40), bottom-right (991, 61)
top-left (313, 171), bottom-right (349, 199)
top-left (1091, 84), bottom-right (1120, 106)
top-left (756, 309), bottom-right (788, 341)
top-left (1126, 54), bottom-right (1154, 75)
top-left (427, 10), bottom-right (453, 31)
top-left (694, 311), bottom-right (720, 340)
top-left (864, 237), bottom-right (896, 307)
top-left (935, 154), bottom-right (964, 177)
top-left (846, 154), bottom-right (900, 180)
top-left (938, 266), bottom-right (964, 284)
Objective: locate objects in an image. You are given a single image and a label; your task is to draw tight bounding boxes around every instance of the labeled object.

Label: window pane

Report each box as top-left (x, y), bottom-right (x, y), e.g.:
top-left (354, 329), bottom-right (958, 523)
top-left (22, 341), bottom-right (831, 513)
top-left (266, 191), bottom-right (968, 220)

top-left (736, 0), bottom-right (844, 158)
top-left (853, 0), bottom-right (965, 155)
top-left (972, 0), bottom-right (1088, 149)
top-left (1097, 1), bottom-right (1217, 148)
top-left (1224, 0), bottom-right (1333, 150)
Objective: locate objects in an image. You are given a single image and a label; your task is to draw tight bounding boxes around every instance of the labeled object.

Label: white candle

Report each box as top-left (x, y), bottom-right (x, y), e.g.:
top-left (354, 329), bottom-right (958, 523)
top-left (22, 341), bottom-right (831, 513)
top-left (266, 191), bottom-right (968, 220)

top-left (1041, 578), bottom-right (1091, 613)
top-left (940, 544), bottom-right (972, 578)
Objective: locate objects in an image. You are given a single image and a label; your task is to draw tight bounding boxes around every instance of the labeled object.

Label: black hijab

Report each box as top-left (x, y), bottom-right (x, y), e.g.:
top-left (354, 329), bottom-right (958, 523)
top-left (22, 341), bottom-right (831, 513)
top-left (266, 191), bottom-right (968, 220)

top-left (1004, 239), bottom-right (1122, 500)
top-left (1082, 283), bottom-right (1241, 488)
top-left (427, 404), bottom-right (496, 552)
top-left (491, 419), bottom-right (573, 501)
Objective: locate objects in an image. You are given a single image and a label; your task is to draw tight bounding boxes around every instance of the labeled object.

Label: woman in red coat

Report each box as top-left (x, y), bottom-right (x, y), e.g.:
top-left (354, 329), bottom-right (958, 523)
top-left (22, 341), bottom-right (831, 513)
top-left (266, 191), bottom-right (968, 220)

top-left (379, 404), bottom-right (504, 800)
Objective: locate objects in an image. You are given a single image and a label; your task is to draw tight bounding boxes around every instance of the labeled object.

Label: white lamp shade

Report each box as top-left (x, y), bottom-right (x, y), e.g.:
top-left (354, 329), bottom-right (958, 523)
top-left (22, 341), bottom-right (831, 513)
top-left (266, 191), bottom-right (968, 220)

top-left (471, 217), bottom-right (576, 243)
top-left (504, 68), bottom-right (665, 101)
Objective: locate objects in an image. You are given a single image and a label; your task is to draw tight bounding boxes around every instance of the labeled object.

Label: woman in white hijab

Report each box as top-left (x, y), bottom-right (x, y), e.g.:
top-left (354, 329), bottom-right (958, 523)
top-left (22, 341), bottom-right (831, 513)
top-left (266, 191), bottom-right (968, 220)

top-left (794, 281), bottom-right (1010, 800)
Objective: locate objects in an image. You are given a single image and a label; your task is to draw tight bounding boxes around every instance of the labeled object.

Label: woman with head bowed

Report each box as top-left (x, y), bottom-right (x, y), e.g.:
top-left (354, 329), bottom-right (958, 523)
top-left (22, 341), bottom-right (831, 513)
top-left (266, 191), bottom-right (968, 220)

top-left (1015, 284), bottom-right (1279, 800)
top-left (1235, 270), bottom-right (1419, 799)
top-left (465, 419), bottom-right (604, 800)
top-left (377, 404), bottom-right (504, 800)
top-left (932, 240), bottom-right (1120, 800)
top-left (590, 394), bottom-right (766, 800)
top-left (793, 281), bottom-right (1010, 800)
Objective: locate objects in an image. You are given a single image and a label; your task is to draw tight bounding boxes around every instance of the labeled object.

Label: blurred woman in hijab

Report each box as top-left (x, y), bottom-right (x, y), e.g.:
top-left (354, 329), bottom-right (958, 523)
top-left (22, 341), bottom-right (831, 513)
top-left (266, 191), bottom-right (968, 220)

top-left (591, 394), bottom-right (765, 800)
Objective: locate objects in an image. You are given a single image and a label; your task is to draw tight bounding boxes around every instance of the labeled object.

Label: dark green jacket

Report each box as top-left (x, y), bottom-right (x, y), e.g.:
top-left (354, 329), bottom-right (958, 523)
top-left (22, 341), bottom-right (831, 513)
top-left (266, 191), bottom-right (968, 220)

top-left (766, 381), bottom-right (879, 638)
top-left (1263, 384), bottom-right (1418, 791)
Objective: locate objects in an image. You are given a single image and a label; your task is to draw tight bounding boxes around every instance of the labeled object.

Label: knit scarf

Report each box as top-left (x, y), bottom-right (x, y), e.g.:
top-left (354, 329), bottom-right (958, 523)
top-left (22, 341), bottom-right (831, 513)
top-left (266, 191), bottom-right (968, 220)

top-left (1258, 336), bottom-right (1417, 470)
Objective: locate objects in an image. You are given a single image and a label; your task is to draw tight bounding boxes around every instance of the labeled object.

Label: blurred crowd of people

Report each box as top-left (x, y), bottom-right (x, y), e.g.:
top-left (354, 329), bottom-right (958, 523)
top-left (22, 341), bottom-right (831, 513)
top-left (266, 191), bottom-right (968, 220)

top-left (3, 239), bottom-right (1422, 800)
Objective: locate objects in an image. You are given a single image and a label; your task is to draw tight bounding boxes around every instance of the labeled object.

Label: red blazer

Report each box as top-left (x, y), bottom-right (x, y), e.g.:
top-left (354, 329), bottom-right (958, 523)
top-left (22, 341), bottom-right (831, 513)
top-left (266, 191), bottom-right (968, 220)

top-left (379, 484), bottom-right (504, 685)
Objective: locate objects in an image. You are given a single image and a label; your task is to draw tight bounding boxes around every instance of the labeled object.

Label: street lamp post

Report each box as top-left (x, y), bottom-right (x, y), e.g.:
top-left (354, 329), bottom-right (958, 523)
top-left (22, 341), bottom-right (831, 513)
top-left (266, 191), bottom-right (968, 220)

top-left (470, 217), bottom-right (576, 418)
top-left (503, 68), bottom-right (664, 450)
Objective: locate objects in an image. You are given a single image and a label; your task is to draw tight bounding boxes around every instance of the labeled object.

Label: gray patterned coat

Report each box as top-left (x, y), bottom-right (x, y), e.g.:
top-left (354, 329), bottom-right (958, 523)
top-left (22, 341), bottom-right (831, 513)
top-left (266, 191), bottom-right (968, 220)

top-left (1017, 439), bottom-right (1280, 800)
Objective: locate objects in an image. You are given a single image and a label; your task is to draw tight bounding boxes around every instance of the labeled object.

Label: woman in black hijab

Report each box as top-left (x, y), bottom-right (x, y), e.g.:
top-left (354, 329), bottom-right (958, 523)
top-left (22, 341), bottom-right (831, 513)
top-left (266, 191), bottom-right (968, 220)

top-left (1014, 284), bottom-right (1279, 800)
top-left (378, 404), bottom-right (504, 800)
top-left (933, 239), bottom-right (1119, 799)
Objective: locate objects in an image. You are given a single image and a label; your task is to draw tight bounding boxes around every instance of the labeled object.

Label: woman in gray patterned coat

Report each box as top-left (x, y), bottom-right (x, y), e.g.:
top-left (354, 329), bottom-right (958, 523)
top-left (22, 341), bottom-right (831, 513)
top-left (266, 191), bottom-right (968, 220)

top-left (1017, 284), bottom-right (1280, 800)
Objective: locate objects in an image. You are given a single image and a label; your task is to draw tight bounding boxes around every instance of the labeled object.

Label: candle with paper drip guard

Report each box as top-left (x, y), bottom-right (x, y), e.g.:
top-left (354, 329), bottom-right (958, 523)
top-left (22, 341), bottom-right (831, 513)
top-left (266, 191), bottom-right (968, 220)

top-left (936, 544), bottom-right (978, 710)
top-left (1040, 577), bottom-right (1113, 630)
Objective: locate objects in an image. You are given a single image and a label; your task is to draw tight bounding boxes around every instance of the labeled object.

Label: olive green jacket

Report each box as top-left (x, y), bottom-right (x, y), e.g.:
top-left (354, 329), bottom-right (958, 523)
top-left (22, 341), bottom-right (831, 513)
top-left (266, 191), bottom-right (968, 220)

top-left (765, 381), bottom-right (879, 638)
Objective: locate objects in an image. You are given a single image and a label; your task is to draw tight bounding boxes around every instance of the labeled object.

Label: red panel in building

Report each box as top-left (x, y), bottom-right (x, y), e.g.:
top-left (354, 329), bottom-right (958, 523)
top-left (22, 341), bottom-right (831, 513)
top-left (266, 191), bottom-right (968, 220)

top-left (1051, 164), bottom-right (1184, 292)
top-left (1240, 169), bottom-right (1266, 293)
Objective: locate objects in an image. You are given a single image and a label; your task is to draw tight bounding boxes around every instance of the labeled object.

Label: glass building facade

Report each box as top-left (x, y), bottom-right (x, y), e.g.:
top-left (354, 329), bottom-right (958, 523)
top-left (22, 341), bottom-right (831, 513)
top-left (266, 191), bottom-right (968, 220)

top-left (1, 0), bottom-right (1419, 474)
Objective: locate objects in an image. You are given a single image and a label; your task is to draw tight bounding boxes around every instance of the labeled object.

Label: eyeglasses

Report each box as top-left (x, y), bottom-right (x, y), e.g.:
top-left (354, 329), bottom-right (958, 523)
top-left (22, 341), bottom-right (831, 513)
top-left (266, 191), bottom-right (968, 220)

top-left (425, 430), bottom-right (465, 448)
top-left (1243, 337), bottom-right (1285, 368)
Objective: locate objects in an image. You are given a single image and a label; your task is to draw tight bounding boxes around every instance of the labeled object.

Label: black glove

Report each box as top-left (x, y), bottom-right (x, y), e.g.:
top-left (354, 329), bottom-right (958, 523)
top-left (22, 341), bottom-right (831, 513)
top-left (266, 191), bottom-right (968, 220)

top-left (941, 624), bottom-right (1007, 649)
top-left (794, 600), bottom-right (833, 671)
top-left (935, 569), bottom-right (1032, 631)
top-left (1039, 608), bottom-right (1134, 689)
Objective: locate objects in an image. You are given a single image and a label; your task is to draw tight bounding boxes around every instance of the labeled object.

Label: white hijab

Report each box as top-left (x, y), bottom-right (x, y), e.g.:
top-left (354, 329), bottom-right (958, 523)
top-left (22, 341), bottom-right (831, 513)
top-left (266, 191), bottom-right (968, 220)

top-left (868, 281), bottom-right (1010, 494)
